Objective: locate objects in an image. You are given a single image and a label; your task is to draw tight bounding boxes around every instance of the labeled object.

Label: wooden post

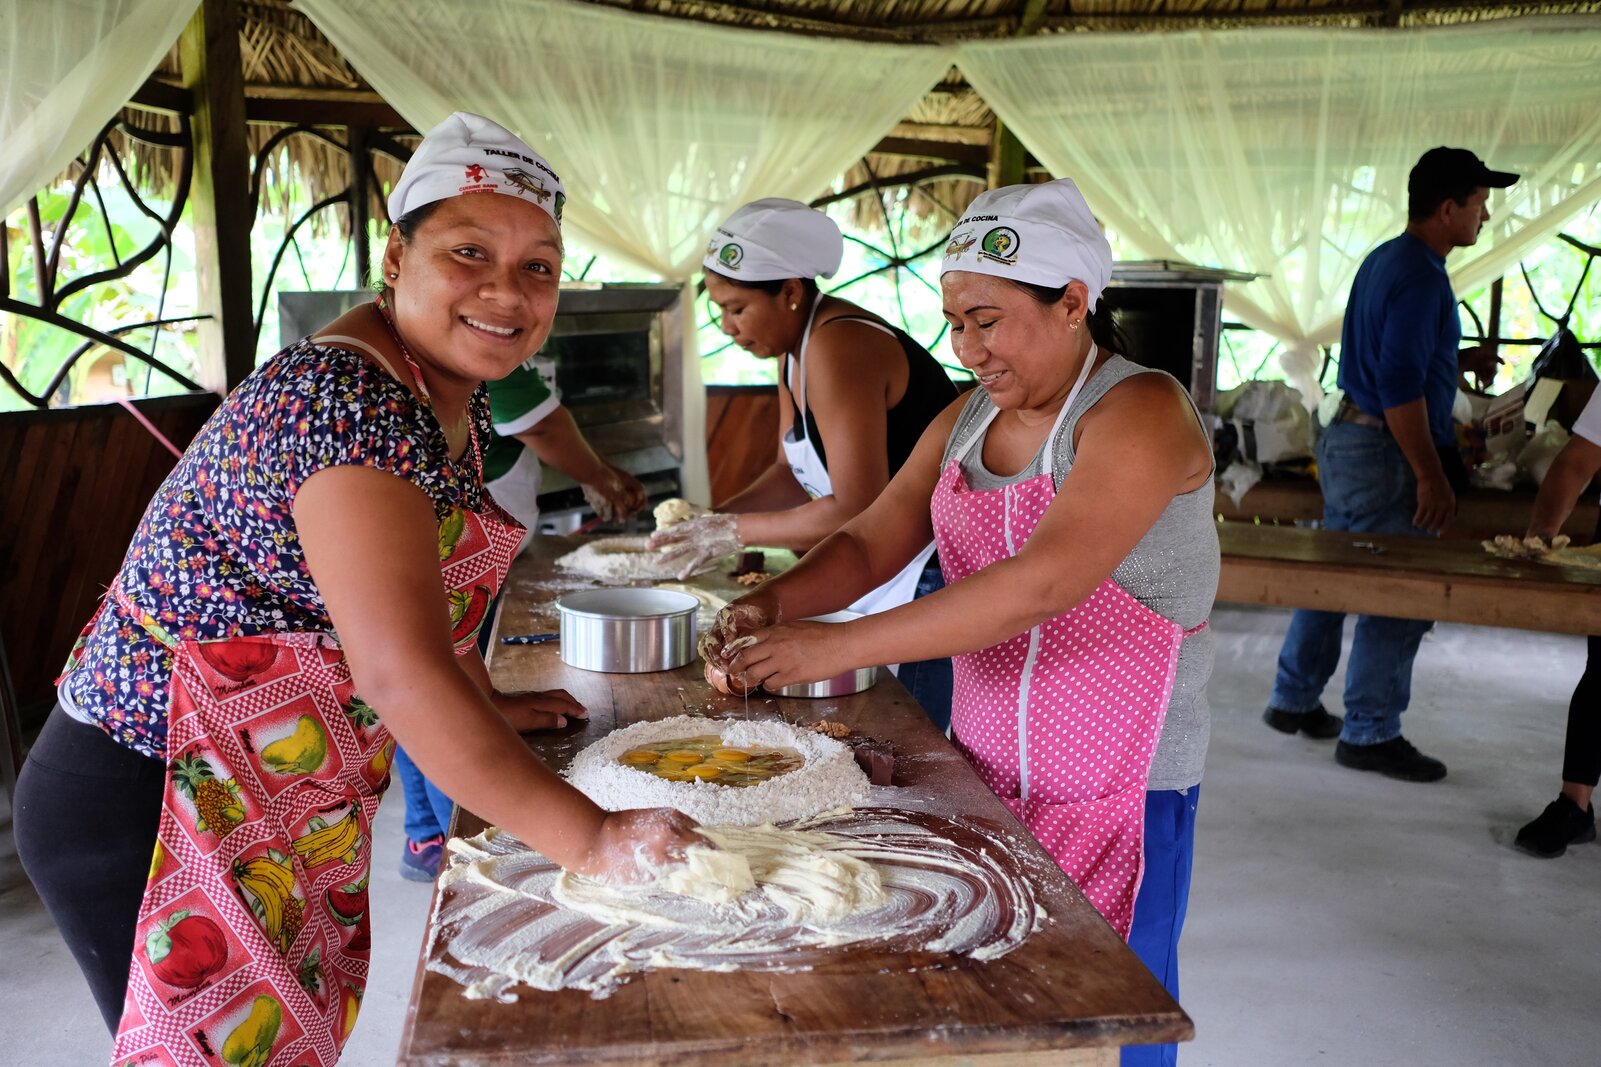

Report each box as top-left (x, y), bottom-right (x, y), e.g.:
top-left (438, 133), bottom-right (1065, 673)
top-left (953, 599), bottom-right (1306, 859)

top-left (180, 0), bottom-right (254, 393)
top-left (988, 0), bottom-right (1048, 190)
top-left (989, 120), bottom-right (1028, 190)
top-left (1487, 277), bottom-right (1503, 356)
top-left (347, 126), bottom-right (372, 288)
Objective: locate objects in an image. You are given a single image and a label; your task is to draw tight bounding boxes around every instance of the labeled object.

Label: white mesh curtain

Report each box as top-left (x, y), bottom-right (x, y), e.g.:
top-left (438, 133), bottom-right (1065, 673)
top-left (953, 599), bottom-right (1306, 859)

top-left (1, 0), bottom-right (199, 219)
top-left (959, 20), bottom-right (1601, 401)
top-left (295, 0), bottom-right (952, 501)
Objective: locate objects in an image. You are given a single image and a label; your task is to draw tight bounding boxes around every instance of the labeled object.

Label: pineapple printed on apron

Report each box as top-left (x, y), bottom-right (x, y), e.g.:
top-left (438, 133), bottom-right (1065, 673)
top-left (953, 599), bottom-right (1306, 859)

top-left (102, 496), bottom-right (522, 1067)
top-left (103, 304), bottom-right (526, 1066)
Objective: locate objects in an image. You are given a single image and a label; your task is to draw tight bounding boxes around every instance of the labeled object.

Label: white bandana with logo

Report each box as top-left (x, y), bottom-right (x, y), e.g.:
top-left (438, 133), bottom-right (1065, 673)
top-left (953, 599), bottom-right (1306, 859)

top-left (940, 179), bottom-right (1112, 309)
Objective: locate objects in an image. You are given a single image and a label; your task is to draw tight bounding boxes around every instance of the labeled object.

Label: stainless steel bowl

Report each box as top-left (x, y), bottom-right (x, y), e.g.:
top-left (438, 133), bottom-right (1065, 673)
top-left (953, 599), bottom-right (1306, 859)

top-left (772, 611), bottom-right (879, 698)
top-left (556, 589), bottom-right (699, 673)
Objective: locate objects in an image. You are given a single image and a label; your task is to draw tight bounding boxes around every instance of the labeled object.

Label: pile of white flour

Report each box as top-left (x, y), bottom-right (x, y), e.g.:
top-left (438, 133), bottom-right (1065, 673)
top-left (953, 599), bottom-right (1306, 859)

top-left (553, 535), bottom-right (691, 581)
top-left (563, 715), bottom-right (870, 826)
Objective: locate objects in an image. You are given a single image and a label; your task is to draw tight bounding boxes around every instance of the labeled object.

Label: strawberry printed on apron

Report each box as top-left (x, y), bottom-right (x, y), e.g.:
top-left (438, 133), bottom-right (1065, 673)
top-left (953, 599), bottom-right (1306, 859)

top-left (930, 348), bottom-right (1203, 939)
top-left (102, 495), bottom-right (522, 1067)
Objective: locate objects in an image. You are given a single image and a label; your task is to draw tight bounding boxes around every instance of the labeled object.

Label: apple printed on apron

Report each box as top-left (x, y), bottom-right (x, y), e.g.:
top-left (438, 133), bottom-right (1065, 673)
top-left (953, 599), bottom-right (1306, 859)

top-left (929, 347), bottom-right (1205, 938)
top-left (46, 309), bottom-right (529, 1065)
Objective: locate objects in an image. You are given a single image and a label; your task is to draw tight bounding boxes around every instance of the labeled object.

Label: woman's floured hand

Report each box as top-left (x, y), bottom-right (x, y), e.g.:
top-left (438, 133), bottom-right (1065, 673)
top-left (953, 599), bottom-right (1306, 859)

top-left (728, 620), bottom-right (853, 691)
top-left (495, 688), bottom-right (588, 732)
top-left (578, 807), bottom-right (703, 884)
top-left (582, 466), bottom-right (647, 523)
top-left (698, 601), bottom-right (774, 694)
top-left (648, 513), bottom-right (741, 579)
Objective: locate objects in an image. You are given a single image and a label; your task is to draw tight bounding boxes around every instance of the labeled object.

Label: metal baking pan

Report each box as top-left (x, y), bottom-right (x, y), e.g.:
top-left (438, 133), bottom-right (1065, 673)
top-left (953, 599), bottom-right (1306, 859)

top-left (771, 611), bottom-right (879, 698)
top-left (556, 589), bottom-right (699, 673)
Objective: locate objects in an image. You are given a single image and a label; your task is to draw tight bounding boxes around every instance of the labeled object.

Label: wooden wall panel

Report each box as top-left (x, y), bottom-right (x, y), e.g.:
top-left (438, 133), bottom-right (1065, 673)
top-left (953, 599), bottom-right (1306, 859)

top-left (0, 396), bottom-right (219, 738)
top-left (705, 385), bottom-right (780, 506)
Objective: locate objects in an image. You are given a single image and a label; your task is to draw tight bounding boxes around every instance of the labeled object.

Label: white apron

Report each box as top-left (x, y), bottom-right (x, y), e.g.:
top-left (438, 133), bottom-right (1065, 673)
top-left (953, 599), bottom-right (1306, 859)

top-left (782, 299), bottom-right (937, 622)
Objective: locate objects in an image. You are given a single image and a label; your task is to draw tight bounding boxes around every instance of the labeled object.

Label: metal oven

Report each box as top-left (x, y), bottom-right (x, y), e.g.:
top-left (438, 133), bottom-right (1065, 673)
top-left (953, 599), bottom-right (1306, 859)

top-left (278, 283), bottom-right (688, 533)
top-left (1103, 260), bottom-right (1257, 413)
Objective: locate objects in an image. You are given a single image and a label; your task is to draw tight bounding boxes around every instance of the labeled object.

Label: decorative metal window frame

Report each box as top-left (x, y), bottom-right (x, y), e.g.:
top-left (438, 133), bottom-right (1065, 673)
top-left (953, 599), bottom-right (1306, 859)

top-left (0, 113), bottom-right (208, 408)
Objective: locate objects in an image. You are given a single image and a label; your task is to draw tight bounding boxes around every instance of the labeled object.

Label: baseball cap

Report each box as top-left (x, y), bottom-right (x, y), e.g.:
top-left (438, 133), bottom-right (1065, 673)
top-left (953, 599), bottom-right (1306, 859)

top-left (1409, 147), bottom-right (1519, 198)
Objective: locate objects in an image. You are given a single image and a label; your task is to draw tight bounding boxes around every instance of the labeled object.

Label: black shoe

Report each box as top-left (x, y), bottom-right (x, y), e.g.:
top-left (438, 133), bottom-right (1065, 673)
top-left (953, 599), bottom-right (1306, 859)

top-left (1334, 736), bottom-right (1447, 782)
top-left (1514, 796), bottom-right (1597, 858)
top-left (1263, 704), bottom-right (1344, 740)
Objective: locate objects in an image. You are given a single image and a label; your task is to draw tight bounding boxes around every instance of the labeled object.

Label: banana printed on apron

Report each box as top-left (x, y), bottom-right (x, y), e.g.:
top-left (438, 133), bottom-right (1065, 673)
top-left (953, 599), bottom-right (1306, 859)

top-left (100, 302), bottom-right (526, 1066)
top-left (106, 498), bottom-right (523, 1067)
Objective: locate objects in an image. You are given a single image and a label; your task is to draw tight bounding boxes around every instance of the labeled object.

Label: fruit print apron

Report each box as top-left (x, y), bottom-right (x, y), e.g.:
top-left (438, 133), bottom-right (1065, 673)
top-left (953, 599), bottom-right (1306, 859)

top-left (783, 298), bottom-right (936, 622)
top-left (105, 320), bottom-right (525, 1065)
top-left (930, 347), bottom-right (1200, 939)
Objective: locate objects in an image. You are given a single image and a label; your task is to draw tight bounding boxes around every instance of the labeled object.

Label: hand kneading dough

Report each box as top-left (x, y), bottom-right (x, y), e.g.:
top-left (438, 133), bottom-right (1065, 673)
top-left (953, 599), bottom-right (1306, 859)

top-left (559, 823), bottom-right (887, 929)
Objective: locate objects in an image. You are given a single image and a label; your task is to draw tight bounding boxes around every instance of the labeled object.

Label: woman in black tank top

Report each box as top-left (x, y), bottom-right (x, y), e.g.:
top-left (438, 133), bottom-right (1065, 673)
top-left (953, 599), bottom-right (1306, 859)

top-left (650, 198), bottom-right (956, 728)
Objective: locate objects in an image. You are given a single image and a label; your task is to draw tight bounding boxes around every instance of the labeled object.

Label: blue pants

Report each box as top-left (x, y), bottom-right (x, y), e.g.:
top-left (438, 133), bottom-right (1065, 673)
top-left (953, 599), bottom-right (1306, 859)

top-left (394, 745), bottom-right (456, 843)
top-left (895, 557), bottom-right (954, 732)
top-left (1268, 422), bottom-right (1435, 745)
top-left (395, 590), bottom-right (500, 844)
top-left (1122, 786), bottom-right (1200, 1067)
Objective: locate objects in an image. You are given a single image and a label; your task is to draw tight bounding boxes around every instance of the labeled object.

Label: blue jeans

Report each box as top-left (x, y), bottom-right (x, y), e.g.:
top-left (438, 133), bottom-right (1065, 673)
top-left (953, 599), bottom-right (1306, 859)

top-left (395, 588), bottom-right (503, 843)
top-left (894, 557), bottom-right (954, 732)
top-left (1123, 787), bottom-right (1200, 1067)
top-left (394, 745), bottom-right (456, 843)
top-left (1268, 422), bottom-right (1435, 746)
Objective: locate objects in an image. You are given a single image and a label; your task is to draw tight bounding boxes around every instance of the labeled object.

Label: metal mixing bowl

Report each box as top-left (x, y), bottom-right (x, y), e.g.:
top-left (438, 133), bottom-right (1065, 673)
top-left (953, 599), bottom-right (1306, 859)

top-left (771, 610), bottom-right (879, 697)
top-left (556, 589), bottom-right (699, 673)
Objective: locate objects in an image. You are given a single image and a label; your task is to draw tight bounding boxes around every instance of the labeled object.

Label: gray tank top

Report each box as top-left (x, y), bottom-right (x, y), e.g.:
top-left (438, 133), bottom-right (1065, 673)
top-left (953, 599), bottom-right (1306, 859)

top-left (941, 356), bottom-right (1218, 791)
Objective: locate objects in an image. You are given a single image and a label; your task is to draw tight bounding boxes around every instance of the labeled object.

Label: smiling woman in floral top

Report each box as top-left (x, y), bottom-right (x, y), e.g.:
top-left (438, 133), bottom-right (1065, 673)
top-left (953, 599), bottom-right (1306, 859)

top-left (14, 112), bottom-right (698, 1067)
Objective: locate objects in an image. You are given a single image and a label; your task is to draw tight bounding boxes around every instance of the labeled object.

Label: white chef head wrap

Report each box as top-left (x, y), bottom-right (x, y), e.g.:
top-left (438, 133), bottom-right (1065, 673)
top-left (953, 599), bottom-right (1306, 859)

top-left (387, 111), bottom-right (565, 227)
top-left (940, 179), bottom-right (1113, 310)
top-left (703, 199), bottom-right (843, 282)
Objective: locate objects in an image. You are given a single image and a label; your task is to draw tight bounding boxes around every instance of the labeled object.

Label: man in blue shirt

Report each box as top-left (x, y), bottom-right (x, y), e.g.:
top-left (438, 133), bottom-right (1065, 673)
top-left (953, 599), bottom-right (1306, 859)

top-left (1263, 147), bottom-right (1518, 782)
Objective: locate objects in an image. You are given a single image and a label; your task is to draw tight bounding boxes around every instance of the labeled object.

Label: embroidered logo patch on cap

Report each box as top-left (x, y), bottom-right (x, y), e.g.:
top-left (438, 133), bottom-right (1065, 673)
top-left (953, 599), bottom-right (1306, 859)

top-left (980, 227), bottom-right (1021, 265)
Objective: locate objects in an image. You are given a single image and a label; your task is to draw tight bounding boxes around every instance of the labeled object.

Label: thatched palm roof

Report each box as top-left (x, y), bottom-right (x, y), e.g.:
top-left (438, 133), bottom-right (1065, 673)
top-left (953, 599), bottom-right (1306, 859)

top-left (101, 0), bottom-right (1599, 233)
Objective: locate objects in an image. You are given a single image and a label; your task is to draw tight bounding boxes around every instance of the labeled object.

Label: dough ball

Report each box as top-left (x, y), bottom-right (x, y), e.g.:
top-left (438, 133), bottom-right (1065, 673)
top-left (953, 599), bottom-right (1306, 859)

top-left (653, 498), bottom-right (699, 529)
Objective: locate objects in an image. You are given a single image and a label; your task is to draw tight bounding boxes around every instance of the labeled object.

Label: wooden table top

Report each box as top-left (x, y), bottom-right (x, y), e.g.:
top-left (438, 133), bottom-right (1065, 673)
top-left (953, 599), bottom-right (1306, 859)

top-left (1215, 477), bottom-right (1599, 541)
top-left (397, 537), bottom-right (1190, 1066)
top-left (1218, 523), bottom-right (1601, 634)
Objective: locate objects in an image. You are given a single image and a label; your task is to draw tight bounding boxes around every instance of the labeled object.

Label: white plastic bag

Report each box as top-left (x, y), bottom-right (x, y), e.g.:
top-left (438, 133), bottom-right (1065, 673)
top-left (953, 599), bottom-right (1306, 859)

top-left (1226, 380), bottom-right (1315, 464)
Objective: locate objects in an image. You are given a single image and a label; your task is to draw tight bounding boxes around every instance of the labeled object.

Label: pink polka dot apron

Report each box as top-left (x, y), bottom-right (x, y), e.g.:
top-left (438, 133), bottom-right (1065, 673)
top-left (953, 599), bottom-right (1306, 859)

top-left (930, 347), bottom-right (1199, 939)
top-left (109, 316), bottom-right (525, 1066)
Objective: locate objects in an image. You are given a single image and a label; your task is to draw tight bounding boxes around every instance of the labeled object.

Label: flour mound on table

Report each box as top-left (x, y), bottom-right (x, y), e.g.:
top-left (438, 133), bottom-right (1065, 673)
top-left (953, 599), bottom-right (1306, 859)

top-left (554, 823), bottom-right (887, 926)
top-left (555, 535), bottom-right (708, 581)
top-left (563, 715), bottom-right (870, 826)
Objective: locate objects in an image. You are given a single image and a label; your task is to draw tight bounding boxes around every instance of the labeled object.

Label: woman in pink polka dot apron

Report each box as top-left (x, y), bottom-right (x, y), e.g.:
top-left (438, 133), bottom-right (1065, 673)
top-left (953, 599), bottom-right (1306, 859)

top-left (709, 179), bottom-right (1217, 1023)
top-left (930, 342), bottom-right (1200, 938)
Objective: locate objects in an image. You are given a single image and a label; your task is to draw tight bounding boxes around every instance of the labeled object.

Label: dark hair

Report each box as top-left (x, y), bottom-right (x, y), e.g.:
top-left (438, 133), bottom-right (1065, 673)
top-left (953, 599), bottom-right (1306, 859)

top-left (1009, 279), bottom-right (1136, 361)
top-left (371, 201), bottom-right (447, 291)
top-left (705, 268), bottom-right (819, 301)
top-left (1408, 183), bottom-right (1477, 222)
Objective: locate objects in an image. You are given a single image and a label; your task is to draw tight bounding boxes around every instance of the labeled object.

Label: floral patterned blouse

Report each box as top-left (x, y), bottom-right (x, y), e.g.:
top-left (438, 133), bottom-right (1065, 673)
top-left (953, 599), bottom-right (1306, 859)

top-left (62, 337), bottom-right (492, 760)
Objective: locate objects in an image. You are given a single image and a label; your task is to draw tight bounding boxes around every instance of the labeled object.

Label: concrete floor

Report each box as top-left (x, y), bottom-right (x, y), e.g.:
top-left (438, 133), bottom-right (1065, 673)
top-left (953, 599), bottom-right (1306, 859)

top-left (3, 605), bottom-right (1598, 1065)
